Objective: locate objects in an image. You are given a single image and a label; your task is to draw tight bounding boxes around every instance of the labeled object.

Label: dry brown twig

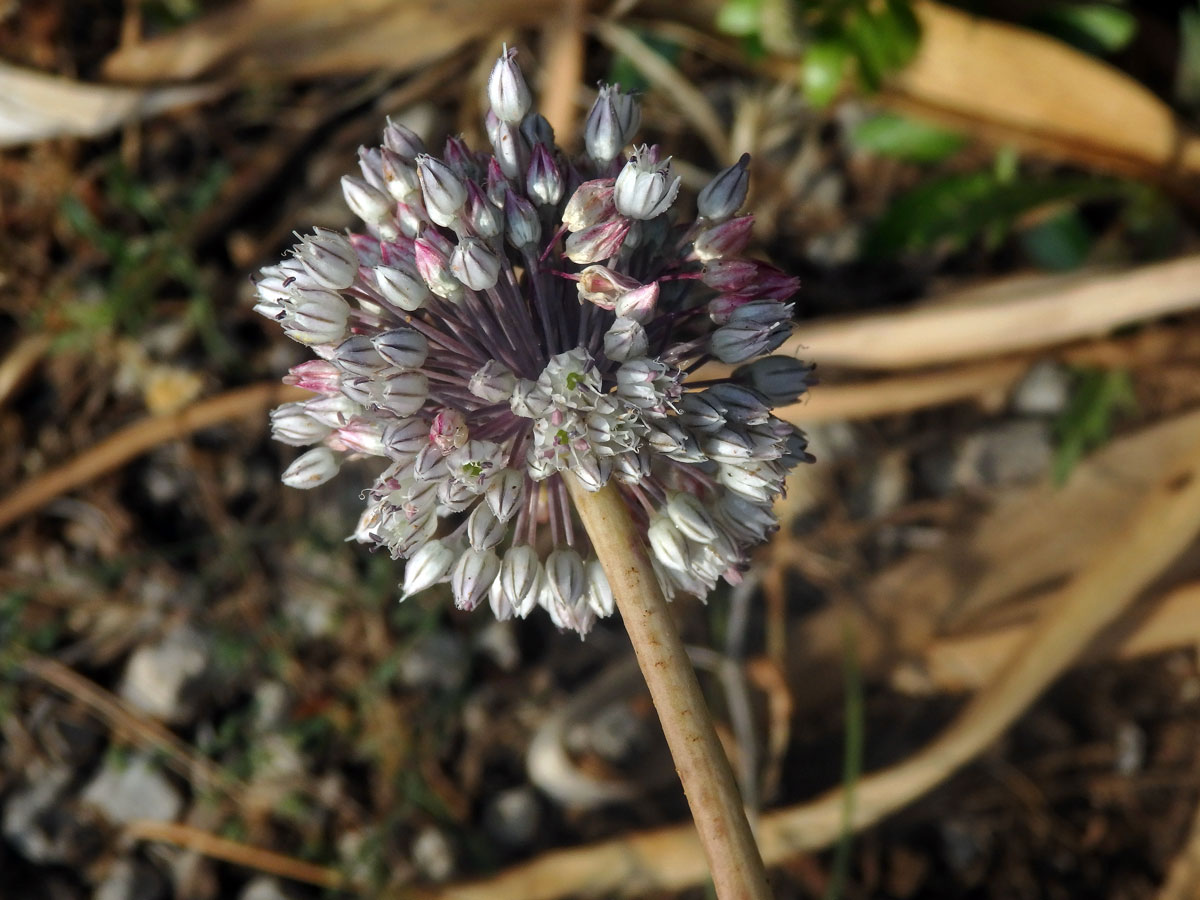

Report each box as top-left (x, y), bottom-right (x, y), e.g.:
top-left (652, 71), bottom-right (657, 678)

top-left (0, 334), bottom-right (50, 410)
top-left (0, 381), bottom-right (306, 532)
top-left (408, 427), bottom-right (1200, 900)
top-left (538, 0), bottom-right (585, 145)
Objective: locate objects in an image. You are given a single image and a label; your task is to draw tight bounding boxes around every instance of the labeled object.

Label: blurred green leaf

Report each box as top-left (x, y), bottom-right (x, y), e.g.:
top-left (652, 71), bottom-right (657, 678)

top-left (803, 37), bottom-right (852, 106)
top-left (608, 32), bottom-right (680, 93)
top-left (865, 170), bottom-right (1124, 258)
top-left (1020, 209), bottom-right (1093, 270)
top-left (1053, 368), bottom-right (1136, 484)
top-left (1035, 3), bottom-right (1138, 55)
top-left (717, 0), bottom-right (764, 36)
top-left (851, 113), bottom-right (966, 162)
top-left (1177, 4), bottom-right (1200, 109)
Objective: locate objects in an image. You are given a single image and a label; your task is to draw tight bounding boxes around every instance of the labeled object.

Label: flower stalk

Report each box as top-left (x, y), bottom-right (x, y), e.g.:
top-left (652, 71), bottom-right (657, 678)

top-left (565, 474), bottom-right (773, 900)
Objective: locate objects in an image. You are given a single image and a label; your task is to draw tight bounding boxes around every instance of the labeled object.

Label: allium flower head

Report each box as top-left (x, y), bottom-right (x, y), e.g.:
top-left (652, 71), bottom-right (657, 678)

top-left (256, 49), bottom-right (815, 636)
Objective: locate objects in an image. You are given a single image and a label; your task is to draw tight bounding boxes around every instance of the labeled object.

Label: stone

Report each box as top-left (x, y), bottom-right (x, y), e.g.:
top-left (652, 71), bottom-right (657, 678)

top-left (1011, 360), bottom-right (1070, 416)
top-left (2, 763), bottom-right (74, 863)
top-left (81, 754), bottom-right (183, 826)
top-left (483, 787), bottom-right (541, 848)
top-left (118, 625), bottom-right (211, 723)
top-left (965, 420), bottom-right (1053, 488)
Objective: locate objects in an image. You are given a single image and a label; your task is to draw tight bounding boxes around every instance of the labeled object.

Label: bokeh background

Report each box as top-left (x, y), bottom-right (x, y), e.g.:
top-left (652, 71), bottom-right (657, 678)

top-left (4, 1), bottom-right (1200, 897)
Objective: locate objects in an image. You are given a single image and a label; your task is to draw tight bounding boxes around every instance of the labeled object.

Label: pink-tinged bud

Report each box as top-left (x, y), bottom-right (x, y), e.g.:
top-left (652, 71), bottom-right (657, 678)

top-left (464, 181), bottom-right (501, 238)
top-left (702, 259), bottom-right (800, 298)
top-left (504, 191), bottom-right (541, 249)
top-left (442, 136), bottom-right (477, 178)
top-left (561, 179), bottom-right (616, 232)
top-left (341, 175), bottom-right (392, 226)
top-left (334, 417), bottom-right (386, 456)
top-left (692, 214), bottom-right (755, 261)
top-left (383, 117), bottom-right (425, 160)
top-left (564, 218), bottom-right (630, 265)
top-left (281, 446), bottom-right (341, 490)
top-left (450, 237), bottom-right (501, 291)
top-left (485, 157), bottom-right (509, 207)
top-left (491, 119), bottom-right (529, 180)
top-left (697, 153), bottom-right (751, 221)
top-left (526, 144), bottom-right (563, 206)
top-left (487, 46), bottom-right (532, 124)
top-left (283, 359), bottom-right (342, 394)
top-left (584, 84), bottom-right (641, 165)
top-left (576, 265), bottom-right (640, 310)
top-left (349, 233), bottom-right (383, 267)
top-left (430, 409), bottom-right (469, 453)
top-left (296, 228), bottom-right (359, 290)
top-left (614, 281), bottom-right (659, 322)
top-left (416, 154), bottom-right (467, 227)
top-left (614, 145), bottom-right (681, 220)
top-left (414, 235), bottom-right (461, 299)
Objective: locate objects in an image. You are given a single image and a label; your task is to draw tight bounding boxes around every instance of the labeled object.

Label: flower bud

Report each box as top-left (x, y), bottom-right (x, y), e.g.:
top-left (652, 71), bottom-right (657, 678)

top-left (564, 219), bottom-right (630, 265)
top-left (283, 359), bottom-right (341, 394)
top-left (283, 288), bottom-right (350, 345)
top-left (270, 403), bottom-right (332, 446)
top-left (303, 393), bottom-right (360, 428)
top-left (381, 370), bottom-right (429, 416)
top-left (561, 179), bottom-right (616, 232)
top-left (488, 46), bottom-right (532, 124)
top-left (614, 281), bottom-right (659, 322)
top-left (666, 492), bottom-right (718, 542)
top-left (576, 266), bottom-right (640, 310)
top-left (692, 215), bottom-right (754, 261)
top-left (334, 417), bottom-right (386, 456)
top-left (501, 545), bottom-right (543, 617)
top-left (647, 515), bottom-right (689, 573)
top-left (504, 191), bottom-right (541, 249)
top-left (332, 334), bottom-right (383, 376)
top-left (469, 360), bottom-right (517, 403)
top-left (383, 118), bottom-right (425, 159)
top-left (464, 181), bottom-right (501, 238)
top-left (296, 228), bottom-right (359, 290)
top-left (382, 418), bottom-right (429, 460)
top-left (452, 548), bottom-right (501, 611)
top-left (614, 146), bottom-right (681, 220)
top-left (733, 356), bottom-right (815, 406)
top-left (584, 559), bottom-right (614, 617)
top-left (372, 328), bottom-right (428, 369)
top-left (416, 154), bottom-right (468, 227)
top-left (491, 120), bottom-right (530, 180)
top-left (706, 383), bottom-right (770, 425)
top-left (341, 175), bottom-right (393, 226)
top-left (603, 317), bottom-right (648, 361)
top-left (281, 446), bottom-right (341, 489)
top-left (545, 548), bottom-right (585, 607)
top-left (521, 113), bottom-right (555, 148)
top-left (467, 503), bottom-right (506, 550)
top-left (430, 409), bottom-right (469, 452)
top-left (414, 236), bottom-right (462, 299)
top-left (584, 85), bottom-right (641, 165)
top-left (450, 237), bottom-right (501, 291)
top-left (380, 148), bottom-right (421, 202)
top-left (402, 538), bottom-right (455, 597)
top-left (374, 260), bottom-right (431, 311)
top-left (486, 468), bottom-right (525, 521)
top-left (697, 153), bottom-right (751, 221)
top-left (526, 144), bottom-right (563, 206)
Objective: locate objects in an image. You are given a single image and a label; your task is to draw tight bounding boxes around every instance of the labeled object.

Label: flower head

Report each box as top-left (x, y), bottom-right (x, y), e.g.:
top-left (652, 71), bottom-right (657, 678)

top-left (256, 48), bottom-right (814, 636)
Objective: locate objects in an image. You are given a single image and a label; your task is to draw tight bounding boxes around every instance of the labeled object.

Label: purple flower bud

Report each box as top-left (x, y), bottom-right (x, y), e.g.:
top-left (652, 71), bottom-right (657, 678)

top-left (521, 113), bottom-right (555, 147)
top-left (296, 228), bottom-right (359, 290)
top-left (692, 215), bottom-right (755, 261)
top-left (526, 144), bottom-right (563, 206)
top-left (452, 548), bottom-right (500, 611)
top-left (564, 218), bottom-right (630, 265)
top-left (270, 403), bottom-right (333, 446)
top-left (442, 136), bottom-right (478, 179)
top-left (281, 446), bottom-right (341, 489)
top-left (488, 46), bottom-right (532, 124)
top-left (450, 237), bottom-right (501, 291)
top-left (614, 281), bottom-right (659, 322)
top-left (464, 181), bottom-right (501, 238)
top-left (374, 260), bottom-right (431, 312)
top-left (697, 153), bottom-right (751, 221)
top-left (341, 175), bottom-right (393, 226)
top-left (383, 117), bottom-right (426, 160)
top-left (491, 119), bottom-right (530, 180)
top-left (733, 356), bottom-right (815, 406)
top-left (706, 383), bottom-right (770, 425)
top-left (614, 145), bottom-right (681, 220)
top-left (561, 179), bottom-right (616, 232)
top-left (584, 84), bottom-right (641, 165)
top-left (503, 191), bottom-right (541, 249)
top-left (416, 154), bottom-right (468, 227)
top-left (283, 288), bottom-right (350, 345)
top-left (372, 328), bottom-right (428, 369)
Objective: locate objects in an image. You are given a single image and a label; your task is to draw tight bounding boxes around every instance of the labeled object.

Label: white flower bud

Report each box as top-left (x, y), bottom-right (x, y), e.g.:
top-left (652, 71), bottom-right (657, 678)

top-left (341, 175), bottom-right (393, 225)
top-left (296, 228), bottom-right (359, 290)
top-left (486, 468), bottom-right (525, 521)
top-left (469, 360), bottom-right (517, 403)
top-left (491, 120), bottom-right (529, 180)
top-left (603, 317), bottom-right (648, 362)
top-left (697, 153), bottom-right (751, 221)
top-left (500, 545), bottom-right (543, 617)
top-left (545, 548), bottom-right (585, 608)
top-left (647, 515), bottom-right (689, 573)
top-left (270, 403), bottom-right (332, 446)
top-left (383, 117), bottom-right (425, 159)
top-left (382, 418), bottom-right (429, 460)
top-left (451, 548), bottom-right (500, 611)
top-left (584, 559), bottom-right (614, 618)
top-left (665, 492), bottom-right (718, 543)
top-left (584, 85), bottom-right (641, 165)
top-left (402, 538), bottom-right (456, 597)
top-left (373, 260), bottom-right (431, 312)
top-left (281, 446), bottom-right (341, 489)
top-left (526, 143), bottom-right (563, 206)
top-left (467, 503), bottom-right (506, 551)
top-left (380, 148), bottom-right (421, 202)
top-left (416, 154), bottom-right (467, 227)
top-left (450, 237), bottom-right (501, 291)
top-left (283, 288), bottom-right (350, 345)
top-left (372, 328), bottom-right (428, 369)
top-left (382, 370), bottom-right (429, 416)
top-left (487, 46), bottom-right (532, 124)
top-left (614, 146), bottom-right (681, 220)
top-left (332, 334), bottom-right (382, 377)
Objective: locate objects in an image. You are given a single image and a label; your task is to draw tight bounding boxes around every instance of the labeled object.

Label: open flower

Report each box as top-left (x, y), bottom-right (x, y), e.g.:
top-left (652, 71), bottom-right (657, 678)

top-left (256, 48), bottom-right (814, 636)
